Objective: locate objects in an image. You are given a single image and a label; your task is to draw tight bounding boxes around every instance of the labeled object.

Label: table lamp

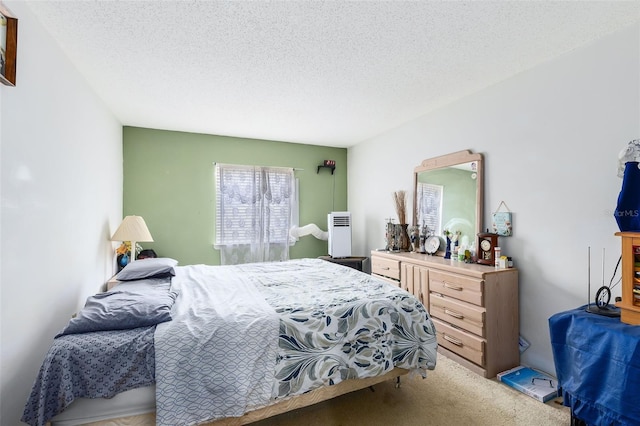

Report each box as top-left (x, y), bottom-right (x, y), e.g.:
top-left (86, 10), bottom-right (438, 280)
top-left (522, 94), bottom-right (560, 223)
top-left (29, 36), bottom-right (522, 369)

top-left (111, 215), bottom-right (154, 262)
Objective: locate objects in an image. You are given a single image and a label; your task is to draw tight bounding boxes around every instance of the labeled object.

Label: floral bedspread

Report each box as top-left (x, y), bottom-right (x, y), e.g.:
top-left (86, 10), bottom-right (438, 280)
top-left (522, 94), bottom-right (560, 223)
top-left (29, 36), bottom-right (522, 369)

top-left (155, 259), bottom-right (437, 424)
top-left (236, 258), bottom-right (438, 400)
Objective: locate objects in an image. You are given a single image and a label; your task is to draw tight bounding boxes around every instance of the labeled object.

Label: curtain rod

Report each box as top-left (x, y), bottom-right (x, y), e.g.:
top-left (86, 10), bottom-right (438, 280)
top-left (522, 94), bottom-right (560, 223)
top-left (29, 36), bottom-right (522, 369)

top-left (213, 162), bottom-right (304, 171)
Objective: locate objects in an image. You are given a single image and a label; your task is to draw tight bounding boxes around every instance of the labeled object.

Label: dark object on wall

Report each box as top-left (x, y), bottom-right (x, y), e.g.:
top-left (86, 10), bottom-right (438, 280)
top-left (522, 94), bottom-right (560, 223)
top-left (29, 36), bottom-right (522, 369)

top-left (0, 4), bottom-right (17, 87)
top-left (317, 162), bottom-right (335, 174)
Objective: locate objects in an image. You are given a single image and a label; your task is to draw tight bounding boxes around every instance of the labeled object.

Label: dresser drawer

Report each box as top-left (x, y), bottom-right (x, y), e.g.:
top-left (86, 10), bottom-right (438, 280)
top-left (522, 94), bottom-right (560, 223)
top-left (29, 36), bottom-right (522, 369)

top-left (371, 256), bottom-right (400, 281)
top-left (429, 270), bottom-right (484, 306)
top-left (430, 293), bottom-right (485, 337)
top-left (373, 273), bottom-right (401, 287)
top-left (432, 318), bottom-right (485, 366)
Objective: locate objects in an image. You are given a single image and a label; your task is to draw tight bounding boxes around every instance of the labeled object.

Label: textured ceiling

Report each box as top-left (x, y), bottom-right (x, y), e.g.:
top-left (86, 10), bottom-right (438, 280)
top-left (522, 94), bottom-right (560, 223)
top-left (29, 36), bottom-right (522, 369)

top-left (24, 1), bottom-right (640, 147)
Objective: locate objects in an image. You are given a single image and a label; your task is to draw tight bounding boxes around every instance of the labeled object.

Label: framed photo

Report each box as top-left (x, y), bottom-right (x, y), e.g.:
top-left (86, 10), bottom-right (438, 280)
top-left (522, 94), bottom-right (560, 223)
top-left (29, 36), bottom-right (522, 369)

top-left (0, 3), bottom-right (17, 86)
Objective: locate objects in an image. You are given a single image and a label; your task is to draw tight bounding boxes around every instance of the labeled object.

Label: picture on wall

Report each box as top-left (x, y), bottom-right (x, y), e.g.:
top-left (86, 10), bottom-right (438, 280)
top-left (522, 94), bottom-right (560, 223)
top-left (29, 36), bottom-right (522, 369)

top-left (1, 12), bottom-right (6, 76)
top-left (0, 3), bottom-right (17, 86)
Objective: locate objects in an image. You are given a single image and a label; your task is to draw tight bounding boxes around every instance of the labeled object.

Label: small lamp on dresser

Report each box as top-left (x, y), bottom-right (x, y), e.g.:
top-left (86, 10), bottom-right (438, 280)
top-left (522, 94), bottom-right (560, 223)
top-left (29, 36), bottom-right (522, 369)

top-left (111, 215), bottom-right (154, 263)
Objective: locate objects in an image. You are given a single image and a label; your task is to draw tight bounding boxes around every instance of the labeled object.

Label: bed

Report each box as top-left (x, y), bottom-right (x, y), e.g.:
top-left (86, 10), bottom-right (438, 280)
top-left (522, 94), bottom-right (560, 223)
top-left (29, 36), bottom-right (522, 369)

top-left (23, 258), bottom-right (438, 426)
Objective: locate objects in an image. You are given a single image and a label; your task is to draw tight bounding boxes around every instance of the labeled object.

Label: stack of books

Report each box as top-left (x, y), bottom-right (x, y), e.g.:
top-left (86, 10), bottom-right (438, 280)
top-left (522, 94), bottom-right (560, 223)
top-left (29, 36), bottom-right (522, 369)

top-left (497, 365), bottom-right (558, 403)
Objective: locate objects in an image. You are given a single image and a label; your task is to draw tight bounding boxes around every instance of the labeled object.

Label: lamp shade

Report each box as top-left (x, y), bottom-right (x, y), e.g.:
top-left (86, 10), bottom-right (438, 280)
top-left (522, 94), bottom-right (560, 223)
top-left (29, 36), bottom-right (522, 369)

top-left (111, 215), bottom-right (154, 242)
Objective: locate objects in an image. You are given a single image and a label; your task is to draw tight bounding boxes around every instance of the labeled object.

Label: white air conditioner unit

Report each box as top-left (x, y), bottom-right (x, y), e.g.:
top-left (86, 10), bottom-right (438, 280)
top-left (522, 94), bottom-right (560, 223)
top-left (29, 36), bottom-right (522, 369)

top-left (328, 212), bottom-right (352, 258)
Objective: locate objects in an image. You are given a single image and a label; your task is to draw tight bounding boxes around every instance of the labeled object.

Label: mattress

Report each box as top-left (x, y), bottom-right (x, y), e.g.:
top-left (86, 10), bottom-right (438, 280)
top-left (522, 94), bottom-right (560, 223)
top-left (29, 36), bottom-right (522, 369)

top-left (50, 386), bottom-right (155, 426)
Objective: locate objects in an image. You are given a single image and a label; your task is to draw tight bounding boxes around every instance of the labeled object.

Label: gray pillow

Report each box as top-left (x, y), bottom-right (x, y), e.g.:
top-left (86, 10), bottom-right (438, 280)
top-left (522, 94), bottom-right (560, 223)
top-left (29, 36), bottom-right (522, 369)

top-left (56, 278), bottom-right (178, 337)
top-left (115, 257), bottom-right (178, 281)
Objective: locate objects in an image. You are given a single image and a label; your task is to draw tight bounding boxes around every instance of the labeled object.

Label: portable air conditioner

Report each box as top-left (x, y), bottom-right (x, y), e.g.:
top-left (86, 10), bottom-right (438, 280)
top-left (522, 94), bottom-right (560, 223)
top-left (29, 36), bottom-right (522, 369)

top-left (328, 212), bottom-right (352, 258)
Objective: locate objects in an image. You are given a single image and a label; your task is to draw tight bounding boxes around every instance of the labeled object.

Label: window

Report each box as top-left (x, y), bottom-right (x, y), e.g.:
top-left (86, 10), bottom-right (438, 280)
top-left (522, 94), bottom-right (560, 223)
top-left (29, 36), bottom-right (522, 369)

top-left (214, 163), bottom-right (295, 265)
top-left (416, 182), bottom-right (443, 236)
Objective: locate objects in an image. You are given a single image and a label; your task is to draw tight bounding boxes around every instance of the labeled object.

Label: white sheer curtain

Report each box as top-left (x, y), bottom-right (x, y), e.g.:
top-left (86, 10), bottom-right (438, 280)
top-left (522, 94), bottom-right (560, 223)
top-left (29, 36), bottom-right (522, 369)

top-left (417, 182), bottom-right (444, 236)
top-left (214, 163), bottom-right (295, 265)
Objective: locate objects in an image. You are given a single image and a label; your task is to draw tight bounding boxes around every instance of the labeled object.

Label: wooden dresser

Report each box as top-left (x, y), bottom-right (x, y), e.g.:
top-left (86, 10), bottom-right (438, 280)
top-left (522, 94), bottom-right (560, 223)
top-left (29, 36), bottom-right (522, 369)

top-left (371, 250), bottom-right (519, 378)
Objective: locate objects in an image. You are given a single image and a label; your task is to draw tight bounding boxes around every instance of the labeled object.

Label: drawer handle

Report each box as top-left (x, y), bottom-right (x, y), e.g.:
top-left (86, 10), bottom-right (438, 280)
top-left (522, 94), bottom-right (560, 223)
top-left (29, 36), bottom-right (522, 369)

top-left (444, 308), bottom-right (464, 319)
top-left (444, 282), bottom-right (463, 291)
top-left (443, 334), bottom-right (463, 347)
top-left (380, 266), bottom-right (390, 270)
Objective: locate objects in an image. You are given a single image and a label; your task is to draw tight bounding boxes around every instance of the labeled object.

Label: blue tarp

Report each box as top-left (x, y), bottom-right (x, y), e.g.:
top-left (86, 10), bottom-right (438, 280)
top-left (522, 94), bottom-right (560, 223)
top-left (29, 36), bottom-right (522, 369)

top-left (549, 307), bottom-right (640, 426)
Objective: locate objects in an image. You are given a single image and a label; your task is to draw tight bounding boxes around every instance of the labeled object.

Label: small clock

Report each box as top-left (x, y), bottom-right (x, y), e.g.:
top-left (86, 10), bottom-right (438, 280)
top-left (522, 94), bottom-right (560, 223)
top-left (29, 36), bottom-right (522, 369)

top-left (477, 232), bottom-right (499, 265)
top-left (425, 235), bottom-right (440, 255)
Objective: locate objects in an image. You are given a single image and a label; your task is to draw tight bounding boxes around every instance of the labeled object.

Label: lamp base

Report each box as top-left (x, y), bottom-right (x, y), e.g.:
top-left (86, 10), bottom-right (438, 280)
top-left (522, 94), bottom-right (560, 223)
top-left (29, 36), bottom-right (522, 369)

top-left (130, 240), bottom-right (137, 261)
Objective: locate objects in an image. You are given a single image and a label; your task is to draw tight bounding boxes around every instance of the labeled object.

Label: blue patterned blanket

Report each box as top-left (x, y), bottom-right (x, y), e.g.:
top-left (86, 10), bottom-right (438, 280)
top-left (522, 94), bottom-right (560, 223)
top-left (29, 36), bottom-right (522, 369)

top-left (154, 264), bottom-right (280, 426)
top-left (21, 326), bottom-right (155, 426)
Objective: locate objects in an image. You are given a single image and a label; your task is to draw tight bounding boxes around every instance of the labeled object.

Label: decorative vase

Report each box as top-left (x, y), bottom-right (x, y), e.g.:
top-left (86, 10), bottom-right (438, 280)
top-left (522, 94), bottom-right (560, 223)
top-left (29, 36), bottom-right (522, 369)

top-left (408, 225), bottom-right (419, 252)
top-left (615, 161), bottom-right (640, 231)
top-left (444, 236), bottom-right (452, 259)
top-left (385, 221), bottom-right (395, 251)
top-left (419, 234), bottom-right (426, 253)
top-left (400, 224), bottom-right (411, 251)
top-left (117, 253), bottom-right (130, 271)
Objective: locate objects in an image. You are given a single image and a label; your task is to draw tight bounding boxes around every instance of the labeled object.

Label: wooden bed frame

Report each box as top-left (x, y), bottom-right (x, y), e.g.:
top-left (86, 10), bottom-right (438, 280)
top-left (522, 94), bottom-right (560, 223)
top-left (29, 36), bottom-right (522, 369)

top-left (77, 368), bottom-right (408, 426)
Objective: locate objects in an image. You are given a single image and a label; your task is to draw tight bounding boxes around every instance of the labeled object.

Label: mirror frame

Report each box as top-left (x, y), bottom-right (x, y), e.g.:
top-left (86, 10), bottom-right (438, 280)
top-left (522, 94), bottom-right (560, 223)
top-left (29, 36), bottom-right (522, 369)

top-left (413, 150), bottom-right (484, 255)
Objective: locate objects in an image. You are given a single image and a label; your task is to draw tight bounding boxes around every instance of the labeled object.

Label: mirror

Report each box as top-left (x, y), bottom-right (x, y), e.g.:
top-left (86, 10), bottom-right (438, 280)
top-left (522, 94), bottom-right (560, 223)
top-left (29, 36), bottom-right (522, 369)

top-left (413, 150), bottom-right (483, 254)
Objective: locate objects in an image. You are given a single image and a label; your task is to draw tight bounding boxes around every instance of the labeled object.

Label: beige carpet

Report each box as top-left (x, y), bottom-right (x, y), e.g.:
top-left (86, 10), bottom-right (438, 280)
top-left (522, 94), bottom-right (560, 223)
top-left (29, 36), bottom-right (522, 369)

top-left (252, 354), bottom-right (570, 426)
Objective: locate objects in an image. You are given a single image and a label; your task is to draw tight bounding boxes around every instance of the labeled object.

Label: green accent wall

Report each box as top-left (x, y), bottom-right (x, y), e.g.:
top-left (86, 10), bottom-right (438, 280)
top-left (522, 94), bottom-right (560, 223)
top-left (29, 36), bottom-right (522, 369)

top-left (123, 126), bottom-right (347, 265)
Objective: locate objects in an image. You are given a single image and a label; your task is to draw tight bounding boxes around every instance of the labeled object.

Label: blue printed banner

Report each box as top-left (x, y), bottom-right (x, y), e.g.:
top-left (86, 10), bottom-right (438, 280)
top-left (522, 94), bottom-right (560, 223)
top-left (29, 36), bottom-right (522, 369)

top-left (492, 211), bottom-right (512, 236)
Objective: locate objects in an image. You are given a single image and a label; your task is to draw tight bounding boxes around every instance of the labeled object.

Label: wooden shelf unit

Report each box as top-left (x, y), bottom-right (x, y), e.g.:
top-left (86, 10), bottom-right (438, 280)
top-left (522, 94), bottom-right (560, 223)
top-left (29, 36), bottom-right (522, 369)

top-left (615, 232), bottom-right (640, 325)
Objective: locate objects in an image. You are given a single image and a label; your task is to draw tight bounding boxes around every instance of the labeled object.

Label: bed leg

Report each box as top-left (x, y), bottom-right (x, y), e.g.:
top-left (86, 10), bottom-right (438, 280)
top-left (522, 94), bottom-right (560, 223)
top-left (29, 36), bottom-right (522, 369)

top-left (395, 376), bottom-right (401, 388)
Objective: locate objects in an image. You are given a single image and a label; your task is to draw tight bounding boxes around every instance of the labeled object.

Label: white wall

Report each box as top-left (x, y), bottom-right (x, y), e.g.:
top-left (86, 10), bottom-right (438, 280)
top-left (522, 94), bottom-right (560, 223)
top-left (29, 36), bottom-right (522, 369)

top-left (0, 2), bottom-right (123, 424)
top-left (349, 23), bottom-right (640, 376)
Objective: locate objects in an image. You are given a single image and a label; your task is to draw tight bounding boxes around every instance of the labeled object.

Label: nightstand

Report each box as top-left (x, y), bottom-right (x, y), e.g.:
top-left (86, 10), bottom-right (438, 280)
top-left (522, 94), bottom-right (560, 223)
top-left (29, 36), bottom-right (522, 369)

top-left (318, 255), bottom-right (369, 272)
top-left (550, 307), bottom-right (640, 425)
top-left (106, 276), bottom-right (121, 291)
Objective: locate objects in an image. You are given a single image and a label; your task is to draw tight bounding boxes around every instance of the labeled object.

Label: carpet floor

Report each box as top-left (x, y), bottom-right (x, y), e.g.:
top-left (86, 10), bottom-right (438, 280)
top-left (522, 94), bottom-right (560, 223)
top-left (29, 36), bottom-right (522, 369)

top-left (252, 354), bottom-right (571, 426)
